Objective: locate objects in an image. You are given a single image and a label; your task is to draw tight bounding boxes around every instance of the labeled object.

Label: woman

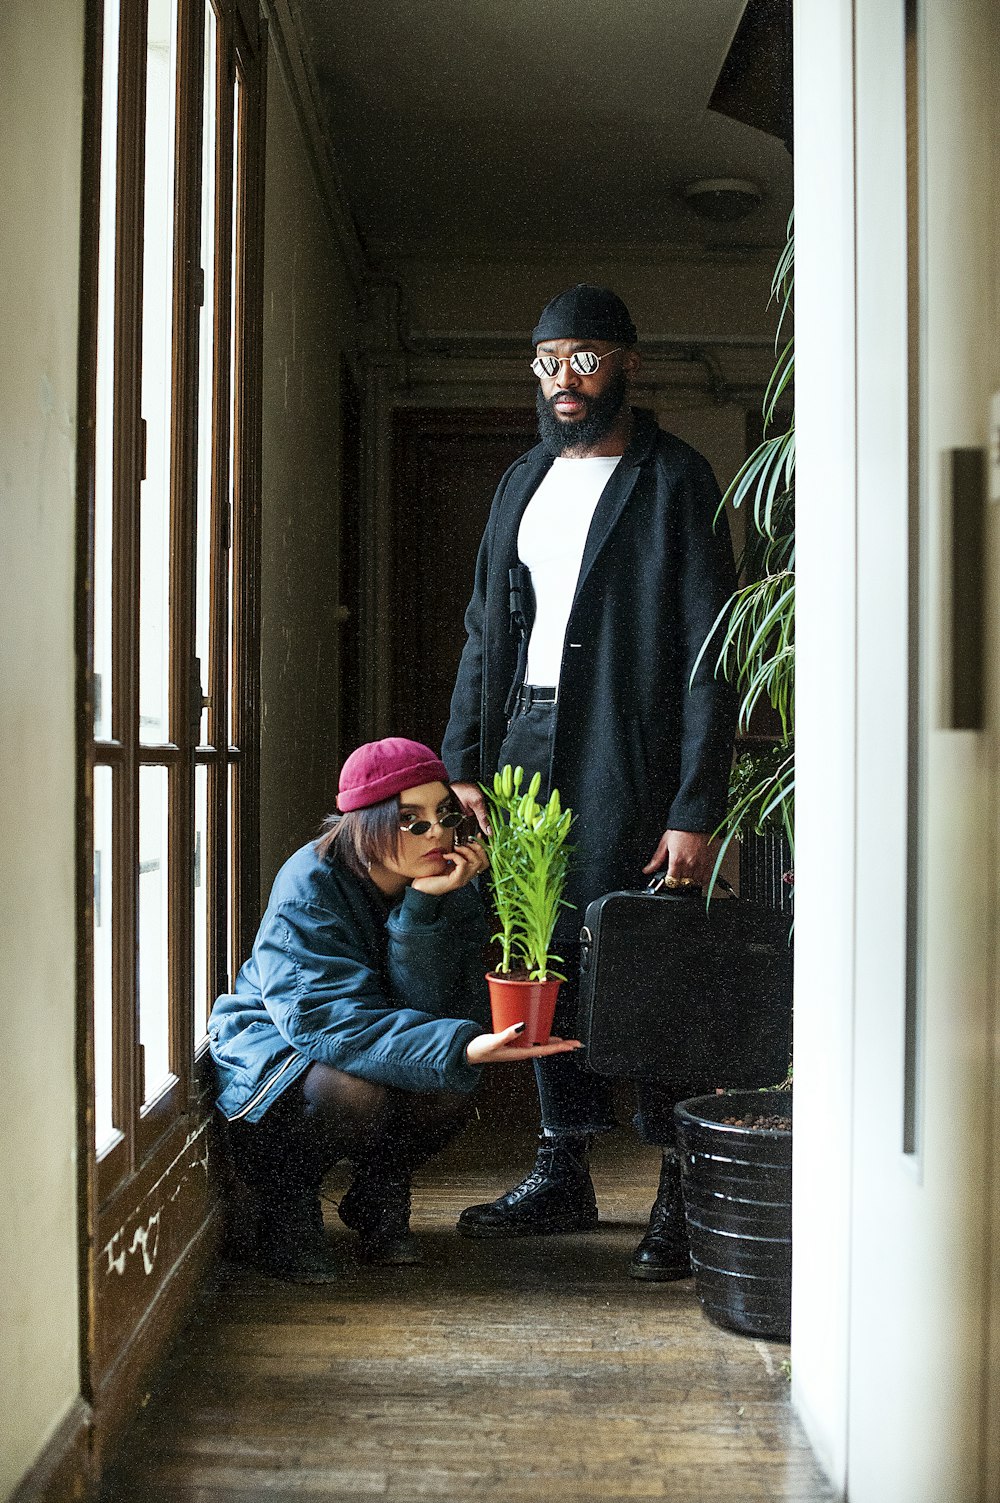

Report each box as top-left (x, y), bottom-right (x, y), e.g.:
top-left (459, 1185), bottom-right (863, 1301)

top-left (209, 737), bottom-right (580, 1282)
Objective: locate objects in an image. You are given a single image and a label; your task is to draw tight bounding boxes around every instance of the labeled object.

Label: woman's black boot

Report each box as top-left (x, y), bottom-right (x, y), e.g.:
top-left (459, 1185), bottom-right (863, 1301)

top-left (253, 1191), bottom-right (340, 1283)
top-left (629, 1149), bottom-right (691, 1281)
top-left (338, 1166), bottom-right (420, 1265)
top-left (339, 1106), bottom-right (469, 1265)
top-left (457, 1133), bottom-right (598, 1237)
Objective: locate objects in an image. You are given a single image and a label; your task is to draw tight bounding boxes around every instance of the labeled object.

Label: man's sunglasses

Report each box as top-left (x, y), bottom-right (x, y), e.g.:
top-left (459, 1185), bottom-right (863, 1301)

top-left (399, 808), bottom-right (465, 837)
top-left (530, 348), bottom-right (624, 379)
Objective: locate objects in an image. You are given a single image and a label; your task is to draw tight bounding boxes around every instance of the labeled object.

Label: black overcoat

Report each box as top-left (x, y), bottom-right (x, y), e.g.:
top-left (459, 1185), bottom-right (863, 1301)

top-left (442, 408), bottom-right (738, 928)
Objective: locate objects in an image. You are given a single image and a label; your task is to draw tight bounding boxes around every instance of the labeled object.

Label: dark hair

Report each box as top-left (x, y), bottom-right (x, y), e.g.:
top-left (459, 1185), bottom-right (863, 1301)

top-left (316, 798), bottom-right (402, 878)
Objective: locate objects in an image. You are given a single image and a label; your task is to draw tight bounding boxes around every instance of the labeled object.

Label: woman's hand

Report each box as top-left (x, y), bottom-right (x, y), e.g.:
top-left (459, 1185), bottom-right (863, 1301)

top-left (466, 1025), bottom-right (583, 1065)
top-left (411, 837), bottom-right (490, 897)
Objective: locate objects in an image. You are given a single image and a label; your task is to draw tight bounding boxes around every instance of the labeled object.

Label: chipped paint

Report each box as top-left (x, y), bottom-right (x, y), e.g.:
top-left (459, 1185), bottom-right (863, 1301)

top-left (104, 1209), bottom-right (161, 1277)
top-left (101, 1122), bottom-right (211, 1279)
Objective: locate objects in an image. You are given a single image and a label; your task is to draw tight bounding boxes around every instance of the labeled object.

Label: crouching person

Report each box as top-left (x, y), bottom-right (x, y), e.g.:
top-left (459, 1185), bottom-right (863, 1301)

top-left (209, 737), bottom-right (580, 1282)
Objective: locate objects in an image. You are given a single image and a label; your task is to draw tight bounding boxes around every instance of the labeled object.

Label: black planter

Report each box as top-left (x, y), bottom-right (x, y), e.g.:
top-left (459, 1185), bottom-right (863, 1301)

top-left (674, 1089), bottom-right (792, 1341)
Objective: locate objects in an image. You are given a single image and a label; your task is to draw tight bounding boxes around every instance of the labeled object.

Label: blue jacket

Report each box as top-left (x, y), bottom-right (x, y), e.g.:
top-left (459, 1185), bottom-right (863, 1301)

top-left (208, 841), bottom-right (491, 1123)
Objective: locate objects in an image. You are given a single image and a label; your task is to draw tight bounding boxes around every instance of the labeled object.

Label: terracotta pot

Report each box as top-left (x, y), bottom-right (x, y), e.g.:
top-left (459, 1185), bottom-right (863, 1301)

top-left (486, 972), bottom-right (561, 1046)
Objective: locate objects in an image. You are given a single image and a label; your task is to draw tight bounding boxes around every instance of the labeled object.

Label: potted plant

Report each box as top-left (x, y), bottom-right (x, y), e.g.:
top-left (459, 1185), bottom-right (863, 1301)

top-left (481, 764), bottom-right (573, 1046)
top-left (679, 213), bottom-right (795, 1343)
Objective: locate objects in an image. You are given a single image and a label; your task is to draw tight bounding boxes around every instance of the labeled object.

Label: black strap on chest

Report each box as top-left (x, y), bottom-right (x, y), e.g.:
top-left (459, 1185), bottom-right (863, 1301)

top-left (503, 563), bottom-right (532, 720)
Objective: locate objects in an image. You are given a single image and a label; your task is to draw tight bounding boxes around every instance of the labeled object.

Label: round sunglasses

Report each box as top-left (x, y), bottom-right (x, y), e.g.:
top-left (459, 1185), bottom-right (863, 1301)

top-left (530, 347), bottom-right (624, 379)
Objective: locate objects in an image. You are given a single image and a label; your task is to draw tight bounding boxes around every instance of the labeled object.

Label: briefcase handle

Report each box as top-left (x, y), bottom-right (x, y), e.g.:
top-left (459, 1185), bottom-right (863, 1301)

top-left (644, 872), bottom-right (737, 898)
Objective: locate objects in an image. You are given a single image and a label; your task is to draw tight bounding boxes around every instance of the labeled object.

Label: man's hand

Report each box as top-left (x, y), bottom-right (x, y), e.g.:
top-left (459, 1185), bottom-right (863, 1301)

top-left (466, 1024), bottom-right (583, 1065)
top-left (642, 829), bottom-right (715, 889)
top-left (411, 838), bottom-right (490, 897)
top-left (450, 780), bottom-right (491, 836)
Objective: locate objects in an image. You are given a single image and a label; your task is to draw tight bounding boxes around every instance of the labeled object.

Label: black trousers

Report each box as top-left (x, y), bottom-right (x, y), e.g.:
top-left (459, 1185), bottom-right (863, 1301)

top-left (498, 693), bottom-right (703, 1147)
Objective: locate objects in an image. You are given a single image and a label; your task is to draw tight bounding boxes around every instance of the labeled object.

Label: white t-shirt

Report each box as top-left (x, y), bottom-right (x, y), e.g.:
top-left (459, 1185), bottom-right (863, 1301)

top-left (517, 455), bottom-right (622, 687)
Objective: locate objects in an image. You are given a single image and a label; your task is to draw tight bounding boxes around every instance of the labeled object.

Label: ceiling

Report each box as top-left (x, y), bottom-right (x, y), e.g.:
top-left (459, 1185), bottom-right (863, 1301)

top-left (292, 0), bottom-right (793, 257)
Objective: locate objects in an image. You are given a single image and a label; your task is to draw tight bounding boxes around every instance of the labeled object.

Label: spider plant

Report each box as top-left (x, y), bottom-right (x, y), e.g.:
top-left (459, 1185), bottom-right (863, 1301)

top-left (482, 764), bottom-right (573, 982)
top-left (695, 212), bottom-right (795, 889)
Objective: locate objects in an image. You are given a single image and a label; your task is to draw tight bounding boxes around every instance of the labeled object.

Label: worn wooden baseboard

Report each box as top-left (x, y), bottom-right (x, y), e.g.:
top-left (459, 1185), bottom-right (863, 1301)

top-left (91, 1204), bottom-right (222, 1477)
top-left (10, 1395), bottom-right (94, 1503)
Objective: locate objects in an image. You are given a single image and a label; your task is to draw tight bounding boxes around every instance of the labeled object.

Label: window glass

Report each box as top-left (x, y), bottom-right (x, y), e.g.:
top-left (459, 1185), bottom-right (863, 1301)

top-left (139, 765), bottom-right (171, 1101)
top-left (93, 0), bottom-right (121, 741)
top-left (138, 0), bottom-right (179, 745)
top-left (227, 761), bottom-right (237, 987)
top-left (227, 71), bottom-right (242, 746)
top-left (195, 3), bottom-right (218, 749)
top-left (193, 763), bottom-right (210, 1045)
top-left (94, 765), bottom-right (116, 1151)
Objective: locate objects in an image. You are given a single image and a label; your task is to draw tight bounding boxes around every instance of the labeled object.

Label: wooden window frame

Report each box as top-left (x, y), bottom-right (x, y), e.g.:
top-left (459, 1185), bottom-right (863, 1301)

top-left (76, 0), bottom-right (264, 1458)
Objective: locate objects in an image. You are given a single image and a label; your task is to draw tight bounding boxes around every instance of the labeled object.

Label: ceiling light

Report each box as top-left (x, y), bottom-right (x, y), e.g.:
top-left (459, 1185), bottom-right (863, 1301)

top-left (682, 177), bottom-right (763, 223)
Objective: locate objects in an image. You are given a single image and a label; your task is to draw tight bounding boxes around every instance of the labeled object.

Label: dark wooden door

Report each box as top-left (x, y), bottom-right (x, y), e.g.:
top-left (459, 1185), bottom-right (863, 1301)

top-left (391, 408), bottom-right (538, 752)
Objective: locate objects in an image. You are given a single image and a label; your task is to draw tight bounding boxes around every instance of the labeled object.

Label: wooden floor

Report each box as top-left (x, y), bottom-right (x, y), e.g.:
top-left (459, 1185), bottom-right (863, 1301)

top-left (101, 1124), bottom-right (833, 1503)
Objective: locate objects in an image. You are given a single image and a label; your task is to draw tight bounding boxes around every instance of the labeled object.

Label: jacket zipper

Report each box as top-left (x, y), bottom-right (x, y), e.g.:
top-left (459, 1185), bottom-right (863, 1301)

top-left (225, 1053), bottom-right (300, 1122)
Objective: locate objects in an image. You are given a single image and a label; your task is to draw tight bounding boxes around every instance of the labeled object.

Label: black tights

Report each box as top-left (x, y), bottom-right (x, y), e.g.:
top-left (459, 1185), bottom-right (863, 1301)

top-left (228, 1063), bottom-right (474, 1210)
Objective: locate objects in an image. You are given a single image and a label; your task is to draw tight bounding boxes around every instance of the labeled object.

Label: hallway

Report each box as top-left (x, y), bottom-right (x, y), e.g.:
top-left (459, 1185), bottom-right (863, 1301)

top-left (100, 1130), bottom-right (830, 1502)
top-left (7, 1), bottom-right (1000, 1498)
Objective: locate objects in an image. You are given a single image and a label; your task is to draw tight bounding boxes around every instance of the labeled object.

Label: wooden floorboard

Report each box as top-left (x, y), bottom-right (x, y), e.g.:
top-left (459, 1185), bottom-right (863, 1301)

top-left (100, 1124), bottom-right (833, 1503)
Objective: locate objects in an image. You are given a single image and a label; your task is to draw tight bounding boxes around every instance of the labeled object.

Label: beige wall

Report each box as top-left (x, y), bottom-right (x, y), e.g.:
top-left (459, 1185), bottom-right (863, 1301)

top-left (259, 37), bottom-right (363, 893)
top-left (0, 0), bottom-right (84, 1497)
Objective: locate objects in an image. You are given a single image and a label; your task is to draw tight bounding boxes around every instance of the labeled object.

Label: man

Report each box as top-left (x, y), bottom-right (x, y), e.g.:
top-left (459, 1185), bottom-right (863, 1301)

top-left (442, 285), bottom-right (737, 1279)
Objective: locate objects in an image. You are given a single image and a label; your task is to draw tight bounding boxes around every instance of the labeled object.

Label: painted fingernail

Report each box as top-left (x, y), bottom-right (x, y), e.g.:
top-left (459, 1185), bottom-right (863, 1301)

top-left (514, 1022), bottom-right (526, 1034)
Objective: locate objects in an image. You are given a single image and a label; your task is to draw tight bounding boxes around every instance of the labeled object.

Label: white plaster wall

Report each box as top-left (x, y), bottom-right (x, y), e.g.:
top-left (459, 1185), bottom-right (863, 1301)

top-left (259, 35), bottom-right (362, 893)
top-left (0, 0), bottom-right (84, 1497)
top-left (789, 1), bottom-right (857, 1491)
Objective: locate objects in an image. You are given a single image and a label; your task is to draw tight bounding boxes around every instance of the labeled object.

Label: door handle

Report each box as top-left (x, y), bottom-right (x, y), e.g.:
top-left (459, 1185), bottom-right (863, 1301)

top-left (944, 447), bottom-right (985, 731)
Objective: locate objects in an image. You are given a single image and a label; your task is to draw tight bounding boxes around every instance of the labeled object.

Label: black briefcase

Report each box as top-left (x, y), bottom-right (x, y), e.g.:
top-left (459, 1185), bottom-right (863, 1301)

top-left (577, 880), bottom-right (792, 1085)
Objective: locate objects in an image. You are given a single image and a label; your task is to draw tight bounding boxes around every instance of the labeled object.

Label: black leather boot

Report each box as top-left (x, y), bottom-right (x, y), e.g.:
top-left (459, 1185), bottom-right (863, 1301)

top-left (338, 1167), bottom-right (421, 1265)
top-left (253, 1192), bottom-right (340, 1283)
top-left (457, 1134), bottom-right (599, 1238)
top-left (340, 1105), bottom-right (472, 1265)
top-left (629, 1151), bottom-right (691, 1281)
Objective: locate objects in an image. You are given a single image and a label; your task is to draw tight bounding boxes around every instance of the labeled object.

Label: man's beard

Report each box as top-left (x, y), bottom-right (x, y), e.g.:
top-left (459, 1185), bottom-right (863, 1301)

top-left (535, 370), bottom-right (628, 454)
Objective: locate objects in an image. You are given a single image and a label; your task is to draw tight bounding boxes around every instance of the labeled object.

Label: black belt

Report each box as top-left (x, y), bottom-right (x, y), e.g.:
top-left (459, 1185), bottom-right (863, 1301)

top-left (514, 684), bottom-right (557, 707)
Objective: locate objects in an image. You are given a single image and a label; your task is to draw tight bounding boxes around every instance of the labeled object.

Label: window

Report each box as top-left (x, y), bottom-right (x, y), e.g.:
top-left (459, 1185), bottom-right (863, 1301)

top-left (81, 0), bottom-right (263, 1408)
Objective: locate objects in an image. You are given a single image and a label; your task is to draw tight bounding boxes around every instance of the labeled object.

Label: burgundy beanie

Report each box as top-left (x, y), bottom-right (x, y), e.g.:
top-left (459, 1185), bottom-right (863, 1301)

top-left (336, 738), bottom-right (450, 812)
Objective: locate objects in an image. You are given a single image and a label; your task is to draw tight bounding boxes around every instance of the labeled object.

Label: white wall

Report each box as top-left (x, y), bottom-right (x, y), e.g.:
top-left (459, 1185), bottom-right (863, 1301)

top-left (789, 0), bottom-right (857, 1490)
top-left (0, 0), bottom-right (84, 1497)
